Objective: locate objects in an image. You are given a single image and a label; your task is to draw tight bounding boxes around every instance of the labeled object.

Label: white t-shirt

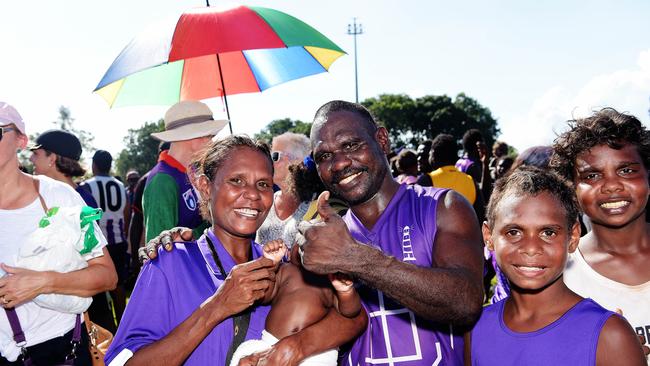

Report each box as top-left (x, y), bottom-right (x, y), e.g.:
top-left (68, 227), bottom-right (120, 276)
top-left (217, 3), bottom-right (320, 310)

top-left (565, 248), bottom-right (650, 364)
top-left (0, 175), bottom-right (107, 361)
top-left (82, 176), bottom-right (127, 245)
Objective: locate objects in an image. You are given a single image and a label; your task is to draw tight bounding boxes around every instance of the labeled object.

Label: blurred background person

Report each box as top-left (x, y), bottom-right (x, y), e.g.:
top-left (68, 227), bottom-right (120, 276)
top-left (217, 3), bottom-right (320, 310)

top-left (270, 132), bottom-right (311, 192)
top-left (81, 149), bottom-right (128, 327)
top-left (128, 142), bottom-right (170, 282)
top-left (417, 133), bottom-right (485, 222)
top-left (488, 141), bottom-right (509, 180)
top-left (416, 139), bottom-right (432, 177)
top-left (394, 149), bottom-right (418, 185)
top-left (143, 101), bottom-right (226, 242)
top-left (494, 156), bottom-right (514, 180)
top-left (511, 145), bottom-right (553, 170)
top-left (456, 129), bottom-right (492, 201)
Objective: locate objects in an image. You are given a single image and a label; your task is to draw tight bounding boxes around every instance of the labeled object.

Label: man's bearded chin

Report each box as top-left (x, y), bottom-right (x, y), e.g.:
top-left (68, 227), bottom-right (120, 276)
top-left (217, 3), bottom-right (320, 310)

top-left (327, 164), bottom-right (388, 206)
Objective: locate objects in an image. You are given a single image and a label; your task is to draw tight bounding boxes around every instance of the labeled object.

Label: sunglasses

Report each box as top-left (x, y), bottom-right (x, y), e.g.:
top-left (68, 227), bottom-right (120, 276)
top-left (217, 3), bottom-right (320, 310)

top-left (0, 126), bottom-right (16, 141)
top-left (271, 151), bottom-right (282, 162)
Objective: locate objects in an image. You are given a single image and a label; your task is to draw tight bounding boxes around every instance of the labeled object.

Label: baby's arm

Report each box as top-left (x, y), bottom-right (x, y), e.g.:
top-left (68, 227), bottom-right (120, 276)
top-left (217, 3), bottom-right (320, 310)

top-left (329, 273), bottom-right (362, 318)
top-left (261, 240), bottom-right (288, 304)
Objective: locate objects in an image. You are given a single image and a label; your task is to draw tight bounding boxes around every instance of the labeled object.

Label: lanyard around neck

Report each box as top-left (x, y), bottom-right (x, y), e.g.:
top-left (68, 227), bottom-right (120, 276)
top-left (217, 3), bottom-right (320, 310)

top-left (203, 229), bottom-right (253, 276)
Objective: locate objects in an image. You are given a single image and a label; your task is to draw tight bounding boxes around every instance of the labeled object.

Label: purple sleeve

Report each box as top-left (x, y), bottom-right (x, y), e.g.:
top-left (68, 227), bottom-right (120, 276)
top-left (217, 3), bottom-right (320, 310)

top-left (104, 261), bottom-right (174, 364)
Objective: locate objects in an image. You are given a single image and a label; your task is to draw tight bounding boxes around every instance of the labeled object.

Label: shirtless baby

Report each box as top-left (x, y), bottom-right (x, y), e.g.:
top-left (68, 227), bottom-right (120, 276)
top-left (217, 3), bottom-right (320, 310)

top-left (230, 239), bottom-right (363, 366)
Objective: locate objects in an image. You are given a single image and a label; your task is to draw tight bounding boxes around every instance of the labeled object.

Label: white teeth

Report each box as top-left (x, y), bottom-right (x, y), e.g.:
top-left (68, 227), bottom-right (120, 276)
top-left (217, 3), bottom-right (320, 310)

top-left (517, 266), bottom-right (544, 272)
top-left (234, 208), bottom-right (258, 217)
top-left (600, 201), bottom-right (629, 209)
top-left (339, 172), bottom-right (362, 185)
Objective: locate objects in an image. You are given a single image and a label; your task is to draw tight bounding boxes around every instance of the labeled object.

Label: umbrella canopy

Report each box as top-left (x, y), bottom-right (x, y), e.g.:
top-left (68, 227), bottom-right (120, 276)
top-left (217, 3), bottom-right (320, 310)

top-left (94, 5), bottom-right (345, 109)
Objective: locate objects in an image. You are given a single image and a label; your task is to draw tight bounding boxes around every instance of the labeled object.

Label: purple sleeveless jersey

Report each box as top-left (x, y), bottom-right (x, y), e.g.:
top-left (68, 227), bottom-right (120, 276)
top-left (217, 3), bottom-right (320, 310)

top-left (471, 298), bottom-right (615, 365)
top-left (455, 157), bottom-right (474, 173)
top-left (342, 184), bottom-right (464, 366)
top-left (146, 160), bottom-right (203, 230)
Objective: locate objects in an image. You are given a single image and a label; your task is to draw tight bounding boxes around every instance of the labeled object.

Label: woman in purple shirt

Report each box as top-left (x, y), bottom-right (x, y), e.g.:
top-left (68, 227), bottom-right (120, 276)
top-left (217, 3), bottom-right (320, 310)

top-left (106, 135), bottom-right (365, 366)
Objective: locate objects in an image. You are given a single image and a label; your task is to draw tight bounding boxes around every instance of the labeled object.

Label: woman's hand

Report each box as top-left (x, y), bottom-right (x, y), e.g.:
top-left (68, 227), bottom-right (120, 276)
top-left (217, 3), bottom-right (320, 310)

top-left (0, 263), bottom-right (51, 308)
top-left (212, 257), bottom-right (277, 316)
top-left (238, 337), bottom-right (303, 366)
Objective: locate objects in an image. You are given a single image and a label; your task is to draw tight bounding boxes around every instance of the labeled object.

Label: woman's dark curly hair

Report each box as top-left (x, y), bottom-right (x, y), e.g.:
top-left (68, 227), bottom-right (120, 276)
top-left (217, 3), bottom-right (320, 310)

top-left (486, 165), bottom-right (579, 230)
top-left (192, 135), bottom-right (273, 221)
top-left (550, 108), bottom-right (650, 181)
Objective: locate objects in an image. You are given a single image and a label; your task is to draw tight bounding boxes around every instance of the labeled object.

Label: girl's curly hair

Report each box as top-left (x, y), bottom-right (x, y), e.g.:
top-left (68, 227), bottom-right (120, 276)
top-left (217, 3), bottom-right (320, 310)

top-left (550, 108), bottom-right (650, 181)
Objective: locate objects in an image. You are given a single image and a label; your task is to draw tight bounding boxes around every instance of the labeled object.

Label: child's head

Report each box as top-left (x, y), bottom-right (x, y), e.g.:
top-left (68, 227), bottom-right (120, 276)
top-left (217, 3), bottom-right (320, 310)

top-left (551, 108), bottom-right (649, 228)
top-left (550, 108), bottom-right (650, 182)
top-left (483, 166), bottom-right (581, 292)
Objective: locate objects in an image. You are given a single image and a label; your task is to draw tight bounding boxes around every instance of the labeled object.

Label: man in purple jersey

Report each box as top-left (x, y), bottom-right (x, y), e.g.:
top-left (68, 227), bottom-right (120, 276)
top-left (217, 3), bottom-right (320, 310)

top-left (296, 100), bottom-right (484, 366)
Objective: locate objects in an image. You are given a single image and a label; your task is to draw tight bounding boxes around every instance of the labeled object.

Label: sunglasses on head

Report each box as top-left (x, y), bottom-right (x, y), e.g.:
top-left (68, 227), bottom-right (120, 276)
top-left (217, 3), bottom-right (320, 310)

top-left (271, 151), bottom-right (282, 162)
top-left (0, 126), bottom-right (16, 141)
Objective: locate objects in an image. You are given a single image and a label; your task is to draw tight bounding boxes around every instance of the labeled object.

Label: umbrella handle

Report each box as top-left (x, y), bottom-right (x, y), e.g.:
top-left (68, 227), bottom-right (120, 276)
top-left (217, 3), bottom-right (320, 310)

top-left (216, 53), bottom-right (233, 135)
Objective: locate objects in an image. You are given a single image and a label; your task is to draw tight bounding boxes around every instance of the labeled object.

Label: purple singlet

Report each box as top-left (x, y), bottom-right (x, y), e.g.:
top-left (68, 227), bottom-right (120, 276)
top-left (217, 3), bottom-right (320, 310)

top-left (471, 298), bottom-right (615, 365)
top-left (455, 157), bottom-right (474, 173)
top-left (342, 184), bottom-right (464, 366)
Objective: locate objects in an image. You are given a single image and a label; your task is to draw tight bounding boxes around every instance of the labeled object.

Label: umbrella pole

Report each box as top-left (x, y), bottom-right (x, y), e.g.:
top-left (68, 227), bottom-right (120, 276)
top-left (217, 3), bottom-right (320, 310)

top-left (216, 53), bottom-right (233, 134)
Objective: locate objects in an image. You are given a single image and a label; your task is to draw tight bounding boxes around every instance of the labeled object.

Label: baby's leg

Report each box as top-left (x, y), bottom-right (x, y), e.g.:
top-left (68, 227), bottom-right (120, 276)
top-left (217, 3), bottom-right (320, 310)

top-left (263, 239), bottom-right (288, 264)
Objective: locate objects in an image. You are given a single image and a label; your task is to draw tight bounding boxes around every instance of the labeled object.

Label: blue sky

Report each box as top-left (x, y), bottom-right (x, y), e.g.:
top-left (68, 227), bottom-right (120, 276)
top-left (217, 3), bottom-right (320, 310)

top-left (2, 0), bottom-right (649, 166)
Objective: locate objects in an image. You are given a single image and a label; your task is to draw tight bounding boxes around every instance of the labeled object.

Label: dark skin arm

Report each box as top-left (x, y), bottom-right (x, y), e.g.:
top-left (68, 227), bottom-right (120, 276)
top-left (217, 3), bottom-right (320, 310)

top-left (330, 276), bottom-right (362, 318)
top-left (298, 191), bottom-right (484, 326)
top-left (127, 258), bottom-right (276, 366)
top-left (463, 332), bottom-right (472, 366)
top-left (596, 315), bottom-right (646, 366)
top-left (138, 230), bottom-right (367, 366)
top-left (240, 306), bottom-right (368, 366)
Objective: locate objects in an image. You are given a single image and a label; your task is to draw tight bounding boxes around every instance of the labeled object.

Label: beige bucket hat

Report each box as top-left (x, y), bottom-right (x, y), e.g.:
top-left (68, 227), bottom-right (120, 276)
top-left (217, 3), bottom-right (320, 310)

top-left (151, 100), bottom-right (228, 142)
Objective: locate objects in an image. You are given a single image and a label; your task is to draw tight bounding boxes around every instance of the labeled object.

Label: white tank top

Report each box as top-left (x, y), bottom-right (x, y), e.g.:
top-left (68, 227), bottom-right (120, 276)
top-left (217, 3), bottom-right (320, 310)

top-left (564, 248), bottom-right (650, 362)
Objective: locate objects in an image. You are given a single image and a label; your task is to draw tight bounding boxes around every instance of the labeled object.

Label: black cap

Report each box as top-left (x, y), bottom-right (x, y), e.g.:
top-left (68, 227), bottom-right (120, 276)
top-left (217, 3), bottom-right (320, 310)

top-left (93, 150), bottom-right (113, 172)
top-left (30, 129), bottom-right (82, 161)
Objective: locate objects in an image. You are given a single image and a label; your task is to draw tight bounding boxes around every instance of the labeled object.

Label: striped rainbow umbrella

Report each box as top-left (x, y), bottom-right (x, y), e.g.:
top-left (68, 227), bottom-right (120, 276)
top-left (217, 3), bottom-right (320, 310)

top-left (93, 5), bottom-right (346, 132)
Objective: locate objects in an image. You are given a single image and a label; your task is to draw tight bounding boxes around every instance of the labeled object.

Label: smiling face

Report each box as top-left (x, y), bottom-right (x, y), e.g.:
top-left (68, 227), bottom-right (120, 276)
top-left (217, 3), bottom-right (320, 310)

top-left (202, 146), bottom-right (274, 239)
top-left (574, 144), bottom-right (649, 229)
top-left (483, 191), bottom-right (580, 292)
top-left (312, 111), bottom-right (390, 206)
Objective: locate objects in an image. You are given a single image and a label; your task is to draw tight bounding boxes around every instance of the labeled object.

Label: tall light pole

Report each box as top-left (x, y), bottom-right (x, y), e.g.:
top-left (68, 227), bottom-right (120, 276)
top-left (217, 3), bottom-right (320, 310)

top-left (347, 18), bottom-right (363, 103)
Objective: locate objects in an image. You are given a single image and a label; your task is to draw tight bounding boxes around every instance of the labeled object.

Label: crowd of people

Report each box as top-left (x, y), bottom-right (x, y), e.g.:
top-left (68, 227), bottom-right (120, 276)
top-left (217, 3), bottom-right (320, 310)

top-left (0, 98), bottom-right (648, 365)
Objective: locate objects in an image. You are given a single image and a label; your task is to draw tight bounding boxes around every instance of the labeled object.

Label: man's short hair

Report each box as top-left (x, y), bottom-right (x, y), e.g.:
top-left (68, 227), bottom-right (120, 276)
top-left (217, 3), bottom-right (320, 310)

top-left (312, 100), bottom-right (378, 136)
top-left (395, 149), bottom-right (417, 173)
top-left (462, 129), bottom-right (484, 152)
top-left (550, 108), bottom-right (650, 181)
top-left (272, 132), bottom-right (311, 159)
top-left (93, 150), bottom-right (113, 173)
top-left (430, 134), bottom-right (460, 167)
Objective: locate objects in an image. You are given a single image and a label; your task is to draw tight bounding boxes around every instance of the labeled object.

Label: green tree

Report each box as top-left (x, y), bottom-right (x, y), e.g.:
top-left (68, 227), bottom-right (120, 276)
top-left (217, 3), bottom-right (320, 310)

top-left (114, 119), bottom-right (165, 178)
top-left (254, 118), bottom-right (311, 144)
top-left (362, 93), bottom-right (500, 149)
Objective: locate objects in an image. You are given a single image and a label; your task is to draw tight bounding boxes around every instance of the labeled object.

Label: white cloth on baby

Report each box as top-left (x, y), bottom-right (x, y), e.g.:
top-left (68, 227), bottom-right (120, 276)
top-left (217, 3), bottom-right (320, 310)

top-left (229, 329), bottom-right (338, 366)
